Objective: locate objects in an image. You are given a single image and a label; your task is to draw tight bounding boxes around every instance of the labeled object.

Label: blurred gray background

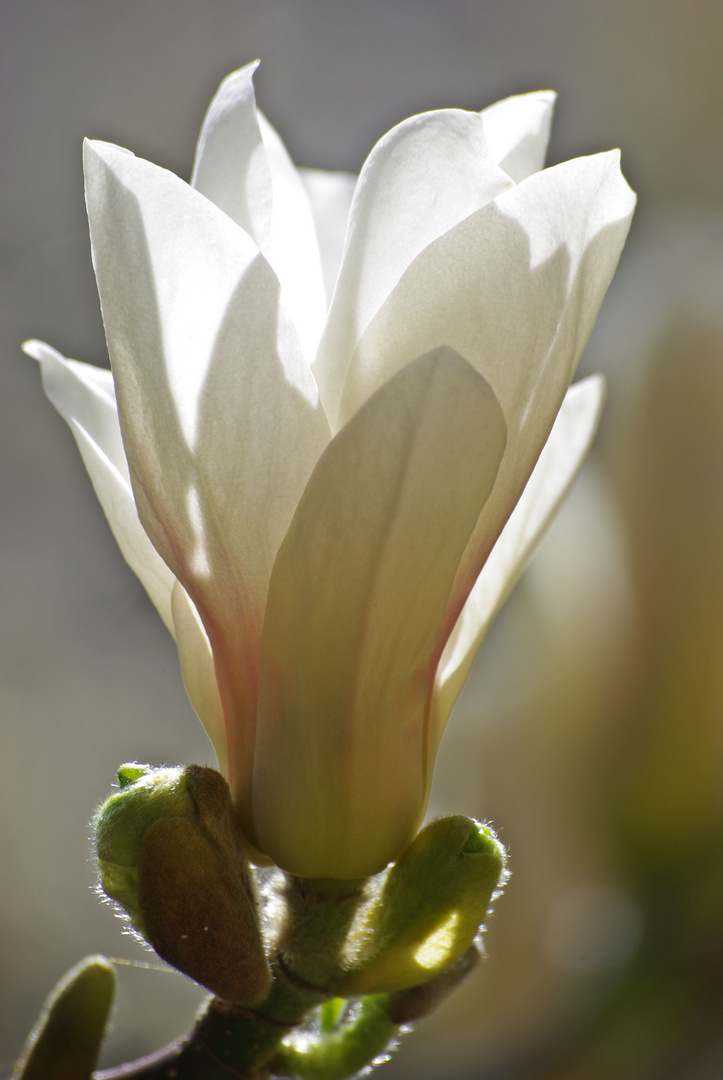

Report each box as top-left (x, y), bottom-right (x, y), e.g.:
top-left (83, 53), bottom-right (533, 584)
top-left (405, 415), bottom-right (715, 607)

top-left (2, 1), bottom-right (723, 1077)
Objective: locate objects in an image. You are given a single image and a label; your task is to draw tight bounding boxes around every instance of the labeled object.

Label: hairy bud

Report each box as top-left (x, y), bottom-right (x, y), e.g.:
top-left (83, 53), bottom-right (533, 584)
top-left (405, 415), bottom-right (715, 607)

top-left (94, 763), bottom-right (270, 1004)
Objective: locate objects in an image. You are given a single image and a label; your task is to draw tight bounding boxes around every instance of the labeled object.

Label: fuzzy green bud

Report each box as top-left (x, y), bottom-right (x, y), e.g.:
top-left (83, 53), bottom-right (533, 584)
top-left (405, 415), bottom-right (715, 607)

top-left (94, 764), bottom-right (195, 933)
top-left (94, 763), bottom-right (270, 1005)
top-left (335, 816), bottom-right (506, 995)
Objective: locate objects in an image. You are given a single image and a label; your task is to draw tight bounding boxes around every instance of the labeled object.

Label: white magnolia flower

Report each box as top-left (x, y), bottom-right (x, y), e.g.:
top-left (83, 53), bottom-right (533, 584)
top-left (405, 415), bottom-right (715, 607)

top-left (25, 62), bottom-right (635, 879)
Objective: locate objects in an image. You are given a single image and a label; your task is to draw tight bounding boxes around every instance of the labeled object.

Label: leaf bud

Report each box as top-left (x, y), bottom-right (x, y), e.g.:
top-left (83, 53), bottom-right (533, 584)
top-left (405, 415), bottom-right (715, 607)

top-left (13, 955), bottom-right (115, 1080)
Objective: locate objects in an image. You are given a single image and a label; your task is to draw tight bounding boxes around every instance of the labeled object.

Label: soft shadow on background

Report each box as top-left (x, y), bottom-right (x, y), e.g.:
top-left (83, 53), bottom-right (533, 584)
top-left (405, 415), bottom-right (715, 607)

top-left (2, 2), bottom-right (723, 1077)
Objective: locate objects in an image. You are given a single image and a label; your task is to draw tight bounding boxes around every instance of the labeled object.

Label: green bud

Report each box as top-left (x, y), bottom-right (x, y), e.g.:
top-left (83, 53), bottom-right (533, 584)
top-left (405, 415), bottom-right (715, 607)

top-left (335, 816), bottom-right (506, 995)
top-left (94, 764), bottom-right (196, 933)
top-left (14, 955), bottom-right (115, 1080)
top-left (93, 764), bottom-right (271, 1005)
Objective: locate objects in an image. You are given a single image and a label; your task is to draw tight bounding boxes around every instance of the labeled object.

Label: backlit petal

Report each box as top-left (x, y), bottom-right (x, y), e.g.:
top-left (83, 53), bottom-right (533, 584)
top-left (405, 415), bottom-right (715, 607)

top-left (190, 63), bottom-right (326, 363)
top-left (190, 61), bottom-right (272, 249)
top-left (24, 339), bottom-right (125, 473)
top-left (24, 339), bottom-right (177, 635)
top-left (313, 109), bottom-right (513, 429)
top-left (84, 139), bottom-right (330, 797)
top-left (257, 113), bottom-right (327, 361)
top-left (481, 90), bottom-right (556, 182)
top-left (337, 151), bottom-right (635, 666)
top-left (300, 167), bottom-right (357, 307)
top-left (254, 347), bottom-right (506, 878)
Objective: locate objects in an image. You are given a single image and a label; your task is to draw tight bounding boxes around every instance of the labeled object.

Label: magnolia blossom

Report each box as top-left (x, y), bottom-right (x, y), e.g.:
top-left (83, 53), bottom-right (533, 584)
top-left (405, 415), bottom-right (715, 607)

top-left (25, 63), bottom-right (635, 879)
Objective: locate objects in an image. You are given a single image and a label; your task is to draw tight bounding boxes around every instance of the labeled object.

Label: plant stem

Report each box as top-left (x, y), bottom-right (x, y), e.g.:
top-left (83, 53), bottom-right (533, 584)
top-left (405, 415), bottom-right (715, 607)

top-left (92, 876), bottom-right (368, 1079)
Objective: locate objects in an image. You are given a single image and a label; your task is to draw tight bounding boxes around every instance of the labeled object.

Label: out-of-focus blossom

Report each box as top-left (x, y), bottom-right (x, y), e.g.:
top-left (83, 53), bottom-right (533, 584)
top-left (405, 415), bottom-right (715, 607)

top-left (24, 62), bottom-right (634, 879)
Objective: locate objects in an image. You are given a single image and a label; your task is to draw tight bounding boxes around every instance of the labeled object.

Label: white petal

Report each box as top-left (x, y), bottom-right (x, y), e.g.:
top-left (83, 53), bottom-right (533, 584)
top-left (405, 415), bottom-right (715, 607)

top-left (340, 150), bottom-right (634, 428)
top-left (24, 339), bottom-right (177, 635)
top-left (84, 139), bottom-right (331, 800)
top-left (481, 90), bottom-right (556, 183)
top-left (190, 61), bottom-right (272, 250)
top-left (338, 151), bottom-right (635, 659)
top-left (24, 339), bottom-right (125, 474)
top-left (257, 113), bottom-right (328, 362)
top-left (432, 374), bottom-right (606, 753)
top-left (70, 423), bottom-right (179, 636)
top-left (253, 348), bottom-right (507, 878)
top-left (191, 65), bottom-right (326, 363)
top-left (444, 152), bottom-right (635, 636)
top-left (300, 167), bottom-right (357, 306)
top-left (313, 109), bottom-right (513, 429)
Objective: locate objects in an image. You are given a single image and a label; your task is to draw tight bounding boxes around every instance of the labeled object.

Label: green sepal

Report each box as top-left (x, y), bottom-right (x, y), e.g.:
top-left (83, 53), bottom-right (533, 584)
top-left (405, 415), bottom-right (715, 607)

top-left (335, 816), bottom-right (506, 995)
top-left (13, 955), bottom-right (115, 1080)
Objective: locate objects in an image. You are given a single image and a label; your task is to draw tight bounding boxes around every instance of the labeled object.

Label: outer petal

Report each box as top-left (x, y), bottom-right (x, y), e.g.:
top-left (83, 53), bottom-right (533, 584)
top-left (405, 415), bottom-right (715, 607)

top-left (431, 374), bottom-right (606, 757)
top-left (191, 64), bottom-right (326, 362)
top-left (481, 90), bottom-right (556, 183)
top-left (338, 151), bottom-right (635, 663)
top-left (24, 339), bottom-right (125, 473)
top-left (24, 339), bottom-right (177, 635)
top-left (253, 347), bottom-right (507, 879)
top-left (313, 109), bottom-right (513, 429)
top-left (300, 167), bottom-right (357, 307)
top-left (84, 140), bottom-right (331, 803)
